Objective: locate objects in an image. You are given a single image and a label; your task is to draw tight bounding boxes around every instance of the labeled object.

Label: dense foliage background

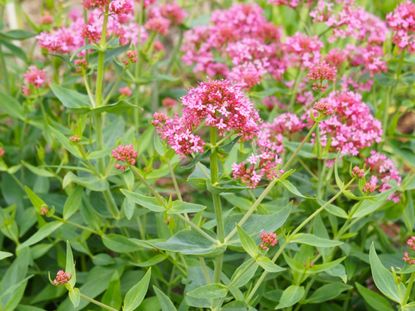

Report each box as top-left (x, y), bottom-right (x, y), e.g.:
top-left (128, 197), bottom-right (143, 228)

top-left (0, 0), bottom-right (414, 310)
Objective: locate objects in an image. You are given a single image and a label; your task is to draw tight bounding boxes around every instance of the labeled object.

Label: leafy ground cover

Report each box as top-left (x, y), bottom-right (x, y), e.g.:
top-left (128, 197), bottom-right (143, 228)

top-left (0, 0), bottom-right (415, 310)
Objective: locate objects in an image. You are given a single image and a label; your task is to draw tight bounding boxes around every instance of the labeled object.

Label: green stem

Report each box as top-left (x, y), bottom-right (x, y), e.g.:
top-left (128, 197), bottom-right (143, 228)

top-left (79, 292), bottom-right (117, 311)
top-left (224, 122), bottom-right (318, 244)
top-left (383, 51), bottom-right (404, 141)
top-left (404, 272), bottom-right (415, 305)
top-left (0, 44), bottom-right (10, 94)
top-left (95, 5), bottom-right (109, 108)
top-left (246, 178), bottom-right (355, 304)
top-left (210, 128), bottom-right (225, 283)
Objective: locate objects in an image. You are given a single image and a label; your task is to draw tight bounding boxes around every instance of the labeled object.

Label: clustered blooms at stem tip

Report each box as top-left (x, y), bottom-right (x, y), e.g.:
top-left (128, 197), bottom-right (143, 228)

top-left (387, 1), bottom-right (415, 54)
top-left (52, 270), bottom-right (71, 286)
top-left (111, 144), bottom-right (137, 171)
top-left (22, 66), bottom-right (48, 96)
top-left (259, 231), bottom-right (278, 251)
top-left (153, 80), bottom-right (260, 156)
top-left (403, 236), bottom-right (415, 265)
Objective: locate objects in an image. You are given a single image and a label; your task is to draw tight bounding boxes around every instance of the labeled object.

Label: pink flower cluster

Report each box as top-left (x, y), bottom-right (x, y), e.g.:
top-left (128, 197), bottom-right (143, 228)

top-left (284, 33), bottom-right (323, 68)
top-left (387, 1), bottom-right (415, 53)
top-left (364, 151), bottom-right (401, 202)
top-left (153, 112), bottom-right (205, 156)
top-left (259, 231), bottom-right (278, 251)
top-left (307, 61), bottom-right (337, 90)
top-left (310, 91), bottom-right (382, 156)
top-left (37, 7), bottom-right (146, 54)
top-left (310, 1), bottom-right (388, 44)
top-left (403, 236), bottom-right (415, 265)
top-left (182, 4), bottom-right (284, 88)
top-left (145, 2), bottom-right (186, 35)
top-left (112, 144), bottom-right (137, 171)
top-left (52, 270), bottom-right (72, 286)
top-left (232, 113), bottom-right (304, 188)
top-left (22, 66), bottom-right (48, 96)
top-left (154, 80), bottom-right (260, 156)
top-left (268, 0), bottom-right (314, 7)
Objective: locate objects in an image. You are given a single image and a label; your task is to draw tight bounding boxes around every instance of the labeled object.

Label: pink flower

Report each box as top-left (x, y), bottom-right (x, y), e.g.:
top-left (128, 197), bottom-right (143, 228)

top-left (268, 0), bottom-right (300, 7)
top-left (37, 13), bottom-right (84, 54)
top-left (365, 151), bottom-right (401, 201)
top-left (119, 86), bottom-right (132, 97)
top-left (181, 80), bottom-right (260, 140)
top-left (311, 1), bottom-right (388, 44)
top-left (145, 17), bottom-right (170, 35)
top-left (284, 33), bottom-right (323, 68)
top-left (363, 176), bottom-right (378, 193)
top-left (352, 166), bottom-right (365, 178)
top-left (52, 270), bottom-right (72, 286)
top-left (110, 0), bottom-right (134, 15)
top-left (259, 231), bottom-right (278, 251)
top-left (403, 252), bottom-right (415, 265)
top-left (387, 1), bottom-right (415, 53)
top-left (307, 61), bottom-right (337, 90)
top-left (83, 0), bottom-right (109, 9)
top-left (40, 14), bottom-right (53, 25)
top-left (182, 4), bottom-right (284, 88)
top-left (407, 236), bottom-right (415, 251)
top-left (162, 97), bottom-right (176, 108)
top-left (158, 2), bottom-right (186, 25)
top-left (232, 117), bottom-right (287, 188)
top-left (153, 113), bottom-right (205, 156)
top-left (269, 113), bottom-right (305, 135)
top-left (306, 91), bottom-right (382, 156)
top-left (24, 66), bottom-right (48, 88)
top-left (112, 144), bottom-right (137, 171)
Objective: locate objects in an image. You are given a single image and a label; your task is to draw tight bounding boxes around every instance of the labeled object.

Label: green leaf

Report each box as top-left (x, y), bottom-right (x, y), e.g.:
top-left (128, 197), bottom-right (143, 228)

top-left (0, 91), bottom-right (24, 120)
top-left (0, 29), bottom-right (35, 40)
top-left (50, 83), bottom-right (91, 111)
top-left (352, 191), bottom-right (393, 219)
top-left (280, 180), bottom-right (308, 198)
top-left (305, 283), bottom-right (351, 304)
top-left (68, 288), bottom-right (80, 308)
top-left (102, 274), bottom-right (122, 310)
top-left (121, 189), bottom-right (164, 212)
top-left (168, 201), bottom-right (206, 214)
top-left (0, 251), bottom-right (13, 261)
top-left (369, 243), bottom-right (406, 304)
top-left (17, 222), bottom-right (63, 251)
top-left (102, 234), bottom-right (144, 253)
top-left (256, 256), bottom-right (286, 273)
top-left (290, 233), bottom-right (343, 248)
top-left (221, 193), bottom-right (251, 210)
top-left (275, 285), bottom-right (305, 309)
top-left (237, 226), bottom-right (258, 258)
top-left (356, 282), bottom-right (394, 311)
top-left (153, 286), bottom-right (177, 311)
top-left (187, 284), bottom-right (228, 300)
top-left (154, 230), bottom-right (220, 256)
top-left (24, 186), bottom-right (46, 213)
top-left (230, 258), bottom-right (258, 288)
top-left (123, 269), bottom-right (151, 311)
top-left (63, 187), bottom-right (83, 220)
top-left (63, 172), bottom-right (108, 192)
top-left (65, 241), bottom-right (76, 288)
top-left (22, 161), bottom-right (54, 177)
top-left (323, 201), bottom-right (348, 219)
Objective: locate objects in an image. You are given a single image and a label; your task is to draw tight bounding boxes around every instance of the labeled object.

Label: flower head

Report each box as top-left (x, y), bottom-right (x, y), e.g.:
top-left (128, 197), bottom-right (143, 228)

top-left (112, 144), bottom-right (137, 171)
top-left (306, 91), bottom-right (382, 156)
top-left (387, 1), bottom-right (415, 53)
top-left (259, 231), bottom-right (278, 251)
top-left (181, 80), bottom-right (260, 139)
top-left (119, 86), bottom-right (132, 97)
top-left (52, 270), bottom-right (72, 286)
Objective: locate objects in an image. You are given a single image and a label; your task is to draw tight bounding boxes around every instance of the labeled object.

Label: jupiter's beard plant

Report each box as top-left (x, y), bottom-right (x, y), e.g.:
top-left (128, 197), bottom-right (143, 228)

top-left (0, 0), bottom-right (415, 310)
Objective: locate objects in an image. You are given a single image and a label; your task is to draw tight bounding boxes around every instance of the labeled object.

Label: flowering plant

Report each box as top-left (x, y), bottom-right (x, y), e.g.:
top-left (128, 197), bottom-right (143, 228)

top-left (0, 0), bottom-right (414, 310)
